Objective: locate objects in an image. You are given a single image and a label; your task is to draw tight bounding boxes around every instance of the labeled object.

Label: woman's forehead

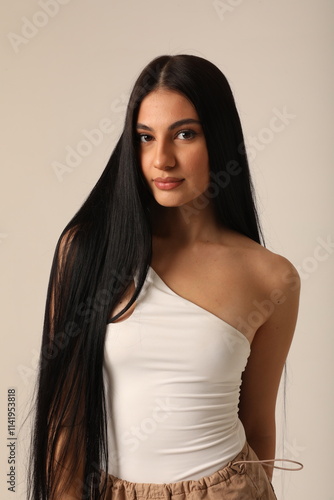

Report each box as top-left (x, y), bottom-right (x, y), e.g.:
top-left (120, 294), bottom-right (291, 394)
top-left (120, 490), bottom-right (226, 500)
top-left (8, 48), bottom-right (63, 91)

top-left (137, 89), bottom-right (199, 126)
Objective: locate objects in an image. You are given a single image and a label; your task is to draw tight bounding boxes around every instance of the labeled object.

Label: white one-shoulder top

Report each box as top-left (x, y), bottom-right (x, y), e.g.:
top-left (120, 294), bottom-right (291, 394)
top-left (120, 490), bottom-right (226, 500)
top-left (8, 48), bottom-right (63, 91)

top-left (103, 267), bottom-right (251, 483)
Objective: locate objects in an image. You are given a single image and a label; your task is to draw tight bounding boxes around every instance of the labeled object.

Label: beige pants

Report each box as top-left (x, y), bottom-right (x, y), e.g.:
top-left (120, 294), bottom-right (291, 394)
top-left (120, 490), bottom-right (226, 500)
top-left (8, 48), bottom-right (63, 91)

top-left (104, 441), bottom-right (277, 499)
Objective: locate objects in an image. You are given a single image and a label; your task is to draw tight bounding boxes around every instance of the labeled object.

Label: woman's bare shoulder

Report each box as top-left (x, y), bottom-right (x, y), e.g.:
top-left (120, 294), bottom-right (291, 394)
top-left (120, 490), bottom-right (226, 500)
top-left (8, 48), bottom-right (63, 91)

top-left (222, 229), bottom-right (300, 294)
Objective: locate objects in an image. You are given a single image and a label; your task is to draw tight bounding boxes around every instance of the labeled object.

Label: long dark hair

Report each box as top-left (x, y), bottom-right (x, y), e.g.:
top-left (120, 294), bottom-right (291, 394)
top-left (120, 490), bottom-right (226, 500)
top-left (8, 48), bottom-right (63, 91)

top-left (28, 54), bottom-right (263, 499)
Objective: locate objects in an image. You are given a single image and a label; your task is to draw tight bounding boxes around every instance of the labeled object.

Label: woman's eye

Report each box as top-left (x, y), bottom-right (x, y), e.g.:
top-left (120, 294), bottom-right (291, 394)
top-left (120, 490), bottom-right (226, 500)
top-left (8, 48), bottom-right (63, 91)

top-left (138, 134), bottom-right (153, 143)
top-left (176, 130), bottom-right (196, 140)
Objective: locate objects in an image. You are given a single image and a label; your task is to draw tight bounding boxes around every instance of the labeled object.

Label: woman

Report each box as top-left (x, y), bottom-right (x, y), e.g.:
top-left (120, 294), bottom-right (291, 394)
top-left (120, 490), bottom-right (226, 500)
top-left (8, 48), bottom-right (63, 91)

top-left (29, 54), bottom-right (302, 499)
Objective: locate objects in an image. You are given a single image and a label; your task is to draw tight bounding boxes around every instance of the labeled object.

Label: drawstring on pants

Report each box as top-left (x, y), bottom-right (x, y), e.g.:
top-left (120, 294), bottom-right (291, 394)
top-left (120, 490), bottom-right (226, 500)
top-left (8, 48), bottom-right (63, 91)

top-left (229, 457), bottom-right (304, 472)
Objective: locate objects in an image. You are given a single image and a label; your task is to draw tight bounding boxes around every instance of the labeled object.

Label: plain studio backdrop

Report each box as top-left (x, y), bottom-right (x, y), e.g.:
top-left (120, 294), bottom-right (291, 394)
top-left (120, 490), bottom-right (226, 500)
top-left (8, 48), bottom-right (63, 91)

top-left (0, 1), bottom-right (333, 498)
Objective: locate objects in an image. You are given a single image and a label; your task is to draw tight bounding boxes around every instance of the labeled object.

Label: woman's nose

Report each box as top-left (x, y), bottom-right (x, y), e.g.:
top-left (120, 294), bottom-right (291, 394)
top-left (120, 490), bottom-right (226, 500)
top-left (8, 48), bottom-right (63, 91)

top-left (153, 141), bottom-right (176, 170)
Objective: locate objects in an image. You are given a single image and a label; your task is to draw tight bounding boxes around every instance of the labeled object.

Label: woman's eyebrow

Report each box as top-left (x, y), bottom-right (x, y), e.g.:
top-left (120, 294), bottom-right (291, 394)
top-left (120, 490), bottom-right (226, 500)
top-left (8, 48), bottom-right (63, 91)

top-left (136, 118), bottom-right (202, 132)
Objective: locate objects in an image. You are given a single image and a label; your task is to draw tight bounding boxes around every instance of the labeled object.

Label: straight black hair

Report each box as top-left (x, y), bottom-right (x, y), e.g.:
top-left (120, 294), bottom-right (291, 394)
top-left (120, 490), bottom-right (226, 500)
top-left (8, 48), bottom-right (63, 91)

top-left (28, 54), bottom-right (263, 499)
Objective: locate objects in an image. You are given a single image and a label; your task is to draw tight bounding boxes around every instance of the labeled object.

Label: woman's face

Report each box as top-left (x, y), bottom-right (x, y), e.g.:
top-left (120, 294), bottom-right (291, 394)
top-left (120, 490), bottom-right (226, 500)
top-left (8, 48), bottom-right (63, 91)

top-left (136, 89), bottom-right (210, 208)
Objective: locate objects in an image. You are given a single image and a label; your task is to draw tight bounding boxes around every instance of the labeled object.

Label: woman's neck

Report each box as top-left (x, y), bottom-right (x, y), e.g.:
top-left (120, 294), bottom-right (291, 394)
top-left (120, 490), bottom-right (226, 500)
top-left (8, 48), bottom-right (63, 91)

top-left (150, 201), bottom-right (223, 245)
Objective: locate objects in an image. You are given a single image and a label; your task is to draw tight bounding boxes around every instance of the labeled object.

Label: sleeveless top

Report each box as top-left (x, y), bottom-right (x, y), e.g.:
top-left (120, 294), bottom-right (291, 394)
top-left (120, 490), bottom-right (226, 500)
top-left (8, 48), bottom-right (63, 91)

top-left (103, 266), bottom-right (251, 483)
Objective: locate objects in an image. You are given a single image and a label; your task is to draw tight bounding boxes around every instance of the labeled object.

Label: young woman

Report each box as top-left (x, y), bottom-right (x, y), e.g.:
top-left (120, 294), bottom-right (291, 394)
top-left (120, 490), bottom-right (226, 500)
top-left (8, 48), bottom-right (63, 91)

top-left (29, 54), bottom-right (302, 499)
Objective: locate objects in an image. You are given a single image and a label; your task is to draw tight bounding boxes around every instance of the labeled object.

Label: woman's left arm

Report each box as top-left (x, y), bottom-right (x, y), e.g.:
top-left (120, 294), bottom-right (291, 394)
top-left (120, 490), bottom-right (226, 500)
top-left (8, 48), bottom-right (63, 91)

top-left (238, 257), bottom-right (301, 481)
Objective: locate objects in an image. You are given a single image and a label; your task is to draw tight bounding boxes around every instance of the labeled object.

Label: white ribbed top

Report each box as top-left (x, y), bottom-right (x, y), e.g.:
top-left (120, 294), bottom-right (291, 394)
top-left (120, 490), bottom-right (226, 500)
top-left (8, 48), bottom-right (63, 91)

top-left (103, 267), bottom-right (251, 483)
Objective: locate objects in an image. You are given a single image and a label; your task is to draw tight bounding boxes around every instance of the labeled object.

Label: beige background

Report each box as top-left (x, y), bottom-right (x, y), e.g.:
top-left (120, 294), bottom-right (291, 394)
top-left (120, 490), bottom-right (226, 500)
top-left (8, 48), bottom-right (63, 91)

top-left (1, 1), bottom-right (333, 498)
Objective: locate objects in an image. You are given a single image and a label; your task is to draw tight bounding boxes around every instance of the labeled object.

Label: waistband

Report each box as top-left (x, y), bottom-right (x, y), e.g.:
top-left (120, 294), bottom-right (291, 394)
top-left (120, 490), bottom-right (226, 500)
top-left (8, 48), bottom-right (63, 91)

top-left (105, 440), bottom-right (303, 499)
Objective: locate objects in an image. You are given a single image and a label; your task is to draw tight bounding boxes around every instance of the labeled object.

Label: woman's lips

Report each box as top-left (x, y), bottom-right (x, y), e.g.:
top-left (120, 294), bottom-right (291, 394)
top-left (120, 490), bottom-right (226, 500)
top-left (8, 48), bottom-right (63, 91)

top-left (153, 177), bottom-right (184, 190)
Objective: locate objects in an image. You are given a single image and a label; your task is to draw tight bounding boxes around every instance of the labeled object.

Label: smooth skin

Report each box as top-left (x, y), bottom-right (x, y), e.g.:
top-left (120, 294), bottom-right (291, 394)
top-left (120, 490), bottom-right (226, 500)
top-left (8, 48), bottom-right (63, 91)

top-left (115, 89), bottom-right (300, 482)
